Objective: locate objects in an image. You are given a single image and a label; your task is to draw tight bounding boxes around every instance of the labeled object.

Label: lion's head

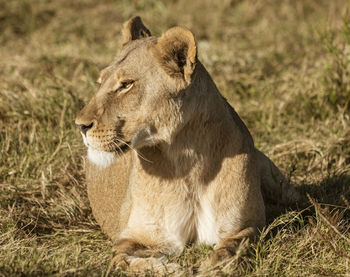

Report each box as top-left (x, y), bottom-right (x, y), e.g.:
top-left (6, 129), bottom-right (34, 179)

top-left (75, 16), bottom-right (200, 167)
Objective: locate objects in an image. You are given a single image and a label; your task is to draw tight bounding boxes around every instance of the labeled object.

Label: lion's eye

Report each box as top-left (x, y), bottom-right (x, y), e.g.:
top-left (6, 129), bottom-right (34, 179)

top-left (115, 80), bottom-right (134, 93)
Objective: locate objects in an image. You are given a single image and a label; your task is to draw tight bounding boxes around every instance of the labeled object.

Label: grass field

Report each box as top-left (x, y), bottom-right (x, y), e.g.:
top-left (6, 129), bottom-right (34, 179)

top-left (0, 0), bottom-right (349, 276)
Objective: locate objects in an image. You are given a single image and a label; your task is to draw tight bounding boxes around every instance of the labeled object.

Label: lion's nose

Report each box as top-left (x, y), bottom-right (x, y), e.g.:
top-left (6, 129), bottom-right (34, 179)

top-left (76, 122), bottom-right (93, 136)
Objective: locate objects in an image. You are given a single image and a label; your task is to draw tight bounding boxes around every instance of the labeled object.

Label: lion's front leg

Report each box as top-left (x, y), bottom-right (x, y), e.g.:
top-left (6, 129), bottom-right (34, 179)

top-left (112, 235), bottom-right (181, 274)
top-left (206, 227), bottom-right (257, 266)
top-left (112, 238), bottom-right (165, 273)
top-left (199, 155), bottom-right (265, 269)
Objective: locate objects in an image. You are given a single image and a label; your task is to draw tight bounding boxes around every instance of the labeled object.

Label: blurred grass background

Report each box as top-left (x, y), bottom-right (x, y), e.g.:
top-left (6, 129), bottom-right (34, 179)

top-left (0, 0), bottom-right (349, 276)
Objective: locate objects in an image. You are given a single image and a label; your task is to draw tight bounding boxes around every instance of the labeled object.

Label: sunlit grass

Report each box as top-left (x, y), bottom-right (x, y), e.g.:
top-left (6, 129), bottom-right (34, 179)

top-left (0, 0), bottom-right (349, 275)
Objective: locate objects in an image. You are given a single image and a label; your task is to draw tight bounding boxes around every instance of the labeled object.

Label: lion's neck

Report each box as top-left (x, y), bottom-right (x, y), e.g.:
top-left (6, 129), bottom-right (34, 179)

top-left (137, 66), bottom-right (252, 183)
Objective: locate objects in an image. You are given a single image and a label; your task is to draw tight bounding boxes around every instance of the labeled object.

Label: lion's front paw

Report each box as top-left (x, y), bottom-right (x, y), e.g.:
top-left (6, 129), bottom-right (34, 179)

top-left (199, 247), bottom-right (233, 272)
top-left (112, 254), bottom-right (180, 275)
top-left (111, 253), bottom-right (130, 271)
top-left (129, 257), bottom-right (180, 275)
top-left (208, 247), bottom-right (233, 266)
top-left (199, 238), bottom-right (249, 272)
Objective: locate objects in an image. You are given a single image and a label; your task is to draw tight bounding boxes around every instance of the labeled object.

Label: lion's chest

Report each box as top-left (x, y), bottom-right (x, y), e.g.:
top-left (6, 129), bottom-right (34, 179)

top-left (162, 188), bottom-right (220, 246)
top-left (126, 152), bottom-right (223, 248)
top-left (129, 172), bottom-right (220, 247)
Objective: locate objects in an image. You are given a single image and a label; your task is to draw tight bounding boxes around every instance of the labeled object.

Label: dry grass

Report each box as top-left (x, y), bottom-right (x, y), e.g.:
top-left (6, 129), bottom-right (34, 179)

top-left (0, 0), bottom-right (349, 276)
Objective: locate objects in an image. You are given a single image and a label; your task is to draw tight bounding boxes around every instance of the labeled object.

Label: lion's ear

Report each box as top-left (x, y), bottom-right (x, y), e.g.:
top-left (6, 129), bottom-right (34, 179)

top-left (121, 16), bottom-right (151, 46)
top-left (153, 27), bottom-right (197, 85)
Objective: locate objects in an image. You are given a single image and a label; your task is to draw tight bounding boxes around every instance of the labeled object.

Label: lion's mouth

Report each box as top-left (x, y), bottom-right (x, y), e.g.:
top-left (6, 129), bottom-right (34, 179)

top-left (84, 137), bottom-right (131, 154)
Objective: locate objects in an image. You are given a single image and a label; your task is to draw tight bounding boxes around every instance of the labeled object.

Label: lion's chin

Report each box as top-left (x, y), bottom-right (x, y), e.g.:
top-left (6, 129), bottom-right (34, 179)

top-left (87, 148), bottom-right (116, 168)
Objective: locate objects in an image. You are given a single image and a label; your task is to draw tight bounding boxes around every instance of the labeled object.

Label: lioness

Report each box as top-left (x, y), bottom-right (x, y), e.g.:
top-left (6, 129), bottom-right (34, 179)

top-left (75, 16), bottom-right (299, 273)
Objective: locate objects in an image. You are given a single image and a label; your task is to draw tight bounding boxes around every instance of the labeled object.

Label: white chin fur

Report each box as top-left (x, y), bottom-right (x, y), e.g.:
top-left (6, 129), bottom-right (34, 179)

top-left (87, 148), bottom-right (115, 168)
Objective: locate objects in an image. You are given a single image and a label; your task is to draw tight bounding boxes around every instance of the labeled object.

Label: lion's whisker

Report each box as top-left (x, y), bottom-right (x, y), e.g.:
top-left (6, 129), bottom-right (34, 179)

top-left (114, 138), bottom-right (153, 163)
top-left (110, 141), bottom-right (125, 155)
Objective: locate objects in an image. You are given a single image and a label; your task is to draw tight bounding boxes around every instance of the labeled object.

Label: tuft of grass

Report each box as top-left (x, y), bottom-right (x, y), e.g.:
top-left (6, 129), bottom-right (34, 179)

top-left (321, 4), bottom-right (350, 109)
top-left (0, 0), bottom-right (349, 276)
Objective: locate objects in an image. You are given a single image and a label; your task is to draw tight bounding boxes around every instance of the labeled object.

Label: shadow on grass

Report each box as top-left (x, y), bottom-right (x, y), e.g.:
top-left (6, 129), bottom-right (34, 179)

top-left (265, 172), bottom-right (350, 232)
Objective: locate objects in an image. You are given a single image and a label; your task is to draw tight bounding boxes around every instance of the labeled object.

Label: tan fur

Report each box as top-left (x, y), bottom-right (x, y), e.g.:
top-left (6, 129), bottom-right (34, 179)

top-left (75, 16), bottom-right (299, 272)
